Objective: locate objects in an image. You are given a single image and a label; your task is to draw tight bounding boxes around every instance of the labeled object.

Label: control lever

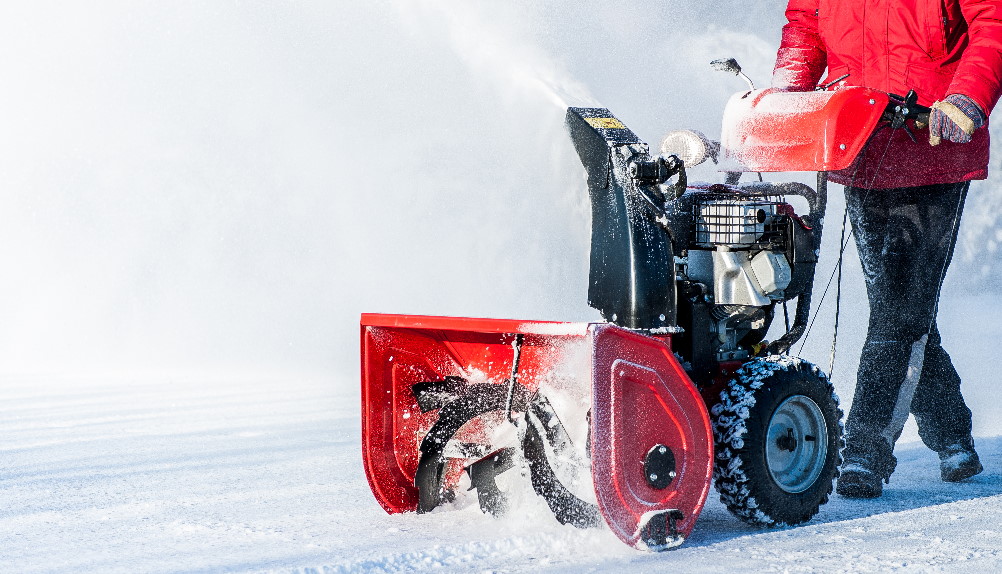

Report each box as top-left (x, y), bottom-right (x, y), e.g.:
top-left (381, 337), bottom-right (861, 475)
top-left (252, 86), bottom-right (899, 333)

top-left (884, 90), bottom-right (931, 142)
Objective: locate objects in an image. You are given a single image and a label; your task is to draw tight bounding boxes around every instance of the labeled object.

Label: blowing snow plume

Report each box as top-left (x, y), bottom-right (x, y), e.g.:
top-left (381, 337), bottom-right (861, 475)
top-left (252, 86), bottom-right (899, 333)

top-left (396, 1), bottom-right (599, 109)
top-left (0, 1), bottom-right (791, 380)
top-left (7, 1), bottom-right (997, 383)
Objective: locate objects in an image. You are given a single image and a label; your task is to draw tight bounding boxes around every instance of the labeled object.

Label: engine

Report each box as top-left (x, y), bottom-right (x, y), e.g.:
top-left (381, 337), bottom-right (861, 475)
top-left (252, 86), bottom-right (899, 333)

top-left (674, 189), bottom-right (817, 380)
top-left (565, 107), bottom-right (825, 384)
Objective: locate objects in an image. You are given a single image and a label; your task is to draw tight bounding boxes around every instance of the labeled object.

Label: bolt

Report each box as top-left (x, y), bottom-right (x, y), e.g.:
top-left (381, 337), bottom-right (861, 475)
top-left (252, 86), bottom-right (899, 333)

top-left (869, 98), bottom-right (875, 105)
top-left (650, 473), bottom-right (658, 481)
top-left (659, 446), bottom-right (667, 454)
top-left (777, 428), bottom-right (798, 452)
top-left (839, 143), bottom-right (846, 150)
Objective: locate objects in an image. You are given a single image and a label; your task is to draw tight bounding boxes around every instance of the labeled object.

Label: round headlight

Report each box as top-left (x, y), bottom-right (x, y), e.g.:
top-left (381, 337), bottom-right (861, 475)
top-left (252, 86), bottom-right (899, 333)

top-left (660, 130), bottom-right (716, 167)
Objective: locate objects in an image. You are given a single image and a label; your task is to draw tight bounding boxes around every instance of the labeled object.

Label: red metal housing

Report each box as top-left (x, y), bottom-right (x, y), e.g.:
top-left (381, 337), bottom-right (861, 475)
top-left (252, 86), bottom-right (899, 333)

top-left (360, 313), bottom-right (587, 513)
top-left (721, 87), bottom-right (889, 172)
top-left (589, 325), bottom-right (714, 548)
top-left (360, 314), bottom-right (714, 550)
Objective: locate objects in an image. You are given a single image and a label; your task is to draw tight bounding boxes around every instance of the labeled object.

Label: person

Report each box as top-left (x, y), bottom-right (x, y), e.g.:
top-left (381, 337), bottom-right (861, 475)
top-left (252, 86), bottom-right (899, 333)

top-left (772, 1), bottom-right (1002, 498)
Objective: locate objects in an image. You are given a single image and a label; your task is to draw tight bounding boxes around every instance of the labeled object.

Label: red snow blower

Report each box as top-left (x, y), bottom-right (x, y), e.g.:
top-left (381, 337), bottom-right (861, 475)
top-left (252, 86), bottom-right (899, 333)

top-left (361, 59), bottom-right (924, 550)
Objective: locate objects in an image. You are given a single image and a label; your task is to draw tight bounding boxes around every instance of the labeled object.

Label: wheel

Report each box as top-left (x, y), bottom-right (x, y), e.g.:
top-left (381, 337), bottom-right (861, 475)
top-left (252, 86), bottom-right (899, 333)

top-left (710, 356), bottom-right (843, 527)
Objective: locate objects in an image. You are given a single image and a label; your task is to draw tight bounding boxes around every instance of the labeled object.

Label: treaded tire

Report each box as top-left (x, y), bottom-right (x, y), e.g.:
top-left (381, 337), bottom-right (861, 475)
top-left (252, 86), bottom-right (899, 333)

top-left (710, 356), bottom-right (843, 527)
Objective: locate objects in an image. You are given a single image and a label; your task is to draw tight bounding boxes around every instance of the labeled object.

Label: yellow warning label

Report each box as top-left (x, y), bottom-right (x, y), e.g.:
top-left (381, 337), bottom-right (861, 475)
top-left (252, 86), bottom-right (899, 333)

top-left (584, 117), bottom-right (626, 129)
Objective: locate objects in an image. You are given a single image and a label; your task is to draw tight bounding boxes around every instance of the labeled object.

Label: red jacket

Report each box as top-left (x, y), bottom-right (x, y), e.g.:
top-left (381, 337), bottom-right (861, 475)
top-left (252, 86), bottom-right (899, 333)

top-left (773, 0), bottom-right (1002, 188)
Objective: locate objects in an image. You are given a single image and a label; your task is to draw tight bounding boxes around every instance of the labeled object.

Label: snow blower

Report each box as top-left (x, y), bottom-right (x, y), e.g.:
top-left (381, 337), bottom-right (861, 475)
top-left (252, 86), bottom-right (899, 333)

top-left (361, 59), bottom-right (926, 550)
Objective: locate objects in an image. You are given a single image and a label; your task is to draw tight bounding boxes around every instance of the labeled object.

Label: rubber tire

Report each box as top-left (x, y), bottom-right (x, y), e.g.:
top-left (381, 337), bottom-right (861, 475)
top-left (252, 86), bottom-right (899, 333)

top-left (710, 356), bottom-right (843, 527)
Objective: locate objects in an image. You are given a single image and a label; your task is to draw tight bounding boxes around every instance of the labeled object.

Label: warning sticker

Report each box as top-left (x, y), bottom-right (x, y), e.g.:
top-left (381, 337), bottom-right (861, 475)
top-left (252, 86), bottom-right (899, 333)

top-left (584, 117), bottom-right (626, 130)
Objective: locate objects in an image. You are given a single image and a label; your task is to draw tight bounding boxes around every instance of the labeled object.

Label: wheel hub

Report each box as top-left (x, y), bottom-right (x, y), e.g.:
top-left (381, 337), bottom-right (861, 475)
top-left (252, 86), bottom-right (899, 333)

top-left (766, 395), bottom-right (828, 493)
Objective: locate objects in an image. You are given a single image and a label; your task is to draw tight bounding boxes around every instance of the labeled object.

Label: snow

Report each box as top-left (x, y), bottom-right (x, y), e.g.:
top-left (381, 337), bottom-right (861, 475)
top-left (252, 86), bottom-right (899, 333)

top-left (514, 322), bottom-right (591, 337)
top-left (4, 370), bottom-right (1002, 573)
top-left (1, 376), bottom-right (340, 572)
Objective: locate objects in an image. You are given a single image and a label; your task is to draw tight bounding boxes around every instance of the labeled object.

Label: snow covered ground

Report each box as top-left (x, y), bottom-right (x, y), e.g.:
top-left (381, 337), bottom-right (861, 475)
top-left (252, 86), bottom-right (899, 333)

top-left (4, 320), bottom-right (1002, 574)
top-left (1, 376), bottom-right (339, 572)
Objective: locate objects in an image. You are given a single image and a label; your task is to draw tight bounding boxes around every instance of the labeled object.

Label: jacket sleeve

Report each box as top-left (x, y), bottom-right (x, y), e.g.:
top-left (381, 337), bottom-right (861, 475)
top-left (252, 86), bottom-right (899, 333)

top-left (950, 0), bottom-right (1002, 116)
top-left (772, 0), bottom-right (827, 91)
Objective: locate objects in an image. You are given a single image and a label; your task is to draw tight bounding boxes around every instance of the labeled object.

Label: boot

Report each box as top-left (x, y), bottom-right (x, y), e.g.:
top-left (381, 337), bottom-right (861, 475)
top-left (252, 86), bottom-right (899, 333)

top-left (836, 459), bottom-right (886, 498)
top-left (939, 441), bottom-right (983, 482)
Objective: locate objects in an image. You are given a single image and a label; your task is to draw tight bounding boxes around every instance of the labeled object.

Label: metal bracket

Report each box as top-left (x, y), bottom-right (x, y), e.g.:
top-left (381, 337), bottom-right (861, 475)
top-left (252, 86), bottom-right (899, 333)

top-left (638, 509), bottom-right (686, 551)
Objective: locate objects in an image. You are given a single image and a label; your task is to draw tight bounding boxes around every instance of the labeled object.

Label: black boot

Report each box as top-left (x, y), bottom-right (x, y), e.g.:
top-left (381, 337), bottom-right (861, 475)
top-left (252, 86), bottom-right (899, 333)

top-left (939, 440), bottom-right (983, 482)
top-left (836, 458), bottom-right (886, 498)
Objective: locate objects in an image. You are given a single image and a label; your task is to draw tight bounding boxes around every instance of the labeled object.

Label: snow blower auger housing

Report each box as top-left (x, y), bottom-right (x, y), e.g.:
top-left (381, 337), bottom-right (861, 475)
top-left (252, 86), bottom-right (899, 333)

top-left (362, 81), bottom-right (894, 551)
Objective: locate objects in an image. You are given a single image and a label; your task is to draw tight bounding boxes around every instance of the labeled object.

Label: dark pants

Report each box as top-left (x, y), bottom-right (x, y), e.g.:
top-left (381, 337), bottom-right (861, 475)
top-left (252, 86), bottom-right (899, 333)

top-left (842, 182), bottom-right (973, 479)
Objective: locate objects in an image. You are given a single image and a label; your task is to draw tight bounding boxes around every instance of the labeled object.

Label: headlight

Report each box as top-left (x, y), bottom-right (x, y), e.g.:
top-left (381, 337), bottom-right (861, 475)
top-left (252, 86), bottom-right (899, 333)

top-left (659, 130), bottom-right (718, 167)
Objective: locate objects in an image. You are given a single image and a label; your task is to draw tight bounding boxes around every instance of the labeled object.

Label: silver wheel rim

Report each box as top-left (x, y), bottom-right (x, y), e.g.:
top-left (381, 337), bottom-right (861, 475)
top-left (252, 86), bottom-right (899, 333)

top-left (766, 395), bottom-right (828, 494)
